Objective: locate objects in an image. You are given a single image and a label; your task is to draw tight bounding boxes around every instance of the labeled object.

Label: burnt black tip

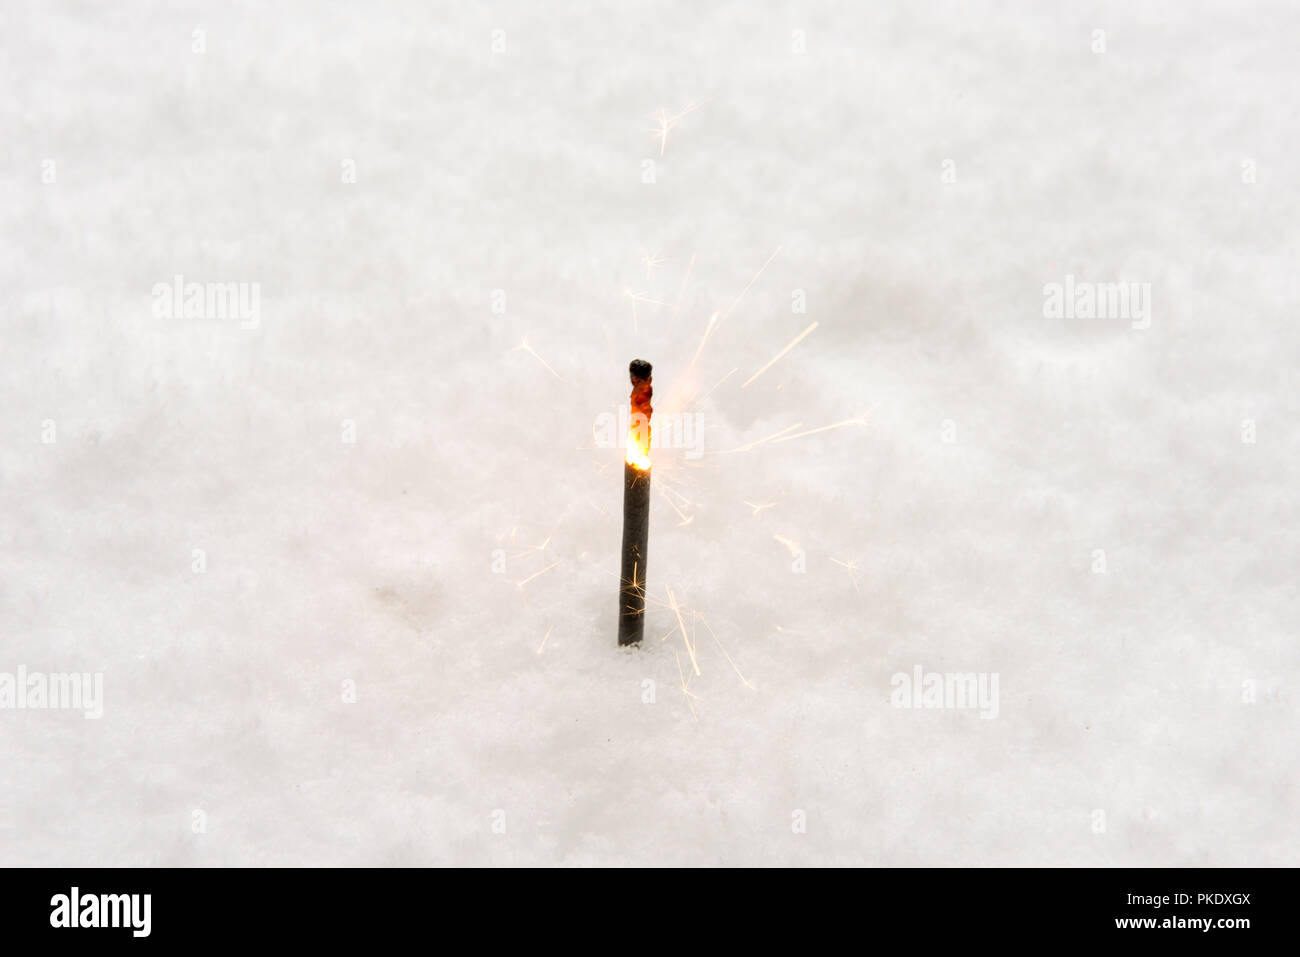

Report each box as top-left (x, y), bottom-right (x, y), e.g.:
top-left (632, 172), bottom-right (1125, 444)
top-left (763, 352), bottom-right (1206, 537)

top-left (629, 358), bottom-right (652, 380)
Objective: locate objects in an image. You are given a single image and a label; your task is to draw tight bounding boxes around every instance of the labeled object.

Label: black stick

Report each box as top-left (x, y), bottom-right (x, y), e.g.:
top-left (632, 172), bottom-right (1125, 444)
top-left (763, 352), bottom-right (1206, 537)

top-left (618, 359), bottom-right (652, 646)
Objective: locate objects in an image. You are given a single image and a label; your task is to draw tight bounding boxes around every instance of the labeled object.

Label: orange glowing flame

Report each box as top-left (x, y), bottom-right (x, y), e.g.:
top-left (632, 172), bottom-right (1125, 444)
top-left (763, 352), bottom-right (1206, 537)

top-left (626, 359), bottom-right (653, 470)
top-left (626, 426), bottom-right (652, 470)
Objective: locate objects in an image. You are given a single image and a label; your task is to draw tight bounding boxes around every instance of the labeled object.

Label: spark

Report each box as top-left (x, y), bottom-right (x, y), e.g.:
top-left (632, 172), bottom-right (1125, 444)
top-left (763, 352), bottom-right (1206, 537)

top-left (657, 480), bottom-right (700, 523)
top-left (641, 252), bottom-right (666, 279)
top-left (716, 421), bottom-right (803, 454)
top-left (657, 485), bottom-right (694, 525)
top-left (668, 246), bottom-right (777, 384)
top-left (770, 415), bottom-right (869, 444)
top-left (673, 650), bottom-right (700, 699)
top-left (649, 102), bottom-right (702, 156)
top-left (773, 533), bottom-right (803, 557)
top-left (712, 414), bottom-right (871, 458)
top-left (744, 500), bottom-right (779, 515)
top-left (660, 482), bottom-right (694, 506)
top-left (698, 614), bottom-right (755, 690)
top-left (719, 246), bottom-right (783, 323)
top-left (536, 624), bottom-right (554, 655)
top-left (507, 536), bottom-right (551, 560)
top-left (600, 566), bottom-right (675, 613)
top-left (684, 367), bottom-right (736, 410)
top-left (687, 311), bottom-right (720, 371)
top-left (830, 557), bottom-right (861, 594)
top-left (666, 584), bottom-right (701, 676)
top-left (674, 650), bottom-right (699, 719)
top-left (619, 560), bottom-right (642, 616)
top-left (513, 338), bottom-right (563, 380)
top-left (625, 292), bottom-right (670, 307)
top-left (674, 252), bottom-right (696, 312)
top-left (624, 289), bottom-right (671, 333)
top-left (515, 559), bottom-right (560, 588)
top-left (741, 321), bottom-right (818, 388)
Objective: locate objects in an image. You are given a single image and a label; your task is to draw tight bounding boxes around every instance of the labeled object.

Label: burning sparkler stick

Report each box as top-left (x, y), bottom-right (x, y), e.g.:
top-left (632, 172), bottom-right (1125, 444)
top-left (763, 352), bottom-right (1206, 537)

top-left (618, 359), bottom-right (653, 646)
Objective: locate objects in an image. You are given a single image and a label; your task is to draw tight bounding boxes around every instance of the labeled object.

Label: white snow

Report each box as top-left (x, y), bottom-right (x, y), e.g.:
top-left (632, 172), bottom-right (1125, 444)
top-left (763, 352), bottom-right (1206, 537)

top-left (1, 0), bottom-right (1296, 865)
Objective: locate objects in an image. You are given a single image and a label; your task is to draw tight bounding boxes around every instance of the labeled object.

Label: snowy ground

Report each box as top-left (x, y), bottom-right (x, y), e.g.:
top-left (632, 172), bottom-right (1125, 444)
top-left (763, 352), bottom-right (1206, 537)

top-left (2, 1), bottom-right (1297, 866)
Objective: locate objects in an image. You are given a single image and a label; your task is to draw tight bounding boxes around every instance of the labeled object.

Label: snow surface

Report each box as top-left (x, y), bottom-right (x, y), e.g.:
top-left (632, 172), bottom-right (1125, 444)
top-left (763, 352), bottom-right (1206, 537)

top-left (2, 1), bottom-right (1297, 866)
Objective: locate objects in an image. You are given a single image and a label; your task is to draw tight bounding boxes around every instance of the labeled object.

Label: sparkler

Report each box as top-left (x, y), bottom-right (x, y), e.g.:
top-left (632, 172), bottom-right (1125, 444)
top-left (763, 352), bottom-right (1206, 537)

top-left (618, 359), bottom-right (653, 646)
top-left (597, 242), bottom-right (861, 681)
